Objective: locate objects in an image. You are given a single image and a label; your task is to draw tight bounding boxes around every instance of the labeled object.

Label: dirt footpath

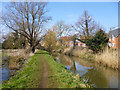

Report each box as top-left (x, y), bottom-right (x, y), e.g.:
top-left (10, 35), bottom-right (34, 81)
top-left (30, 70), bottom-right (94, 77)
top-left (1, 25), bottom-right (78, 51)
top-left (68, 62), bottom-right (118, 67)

top-left (40, 54), bottom-right (48, 88)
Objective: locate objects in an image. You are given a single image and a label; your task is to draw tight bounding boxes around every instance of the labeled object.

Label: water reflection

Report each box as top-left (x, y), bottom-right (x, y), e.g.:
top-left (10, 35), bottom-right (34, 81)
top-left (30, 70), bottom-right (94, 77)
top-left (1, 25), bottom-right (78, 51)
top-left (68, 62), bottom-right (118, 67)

top-left (1, 68), bottom-right (10, 82)
top-left (1, 56), bottom-right (15, 82)
top-left (56, 55), bottom-right (119, 88)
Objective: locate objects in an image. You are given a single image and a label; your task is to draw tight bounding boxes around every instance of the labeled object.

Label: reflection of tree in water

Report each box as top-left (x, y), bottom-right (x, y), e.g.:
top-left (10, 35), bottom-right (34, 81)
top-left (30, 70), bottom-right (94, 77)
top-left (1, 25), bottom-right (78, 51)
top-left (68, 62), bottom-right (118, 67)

top-left (82, 64), bottom-right (118, 88)
top-left (71, 56), bottom-right (93, 68)
top-left (59, 55), bottom-right (73, 66)
top-left (57, 55), bottom-right (119, 88)
top-left (70, 60), bottom-right (76, 73)
top-left (59, 55), bottom-right (76, 73)
top-left (70, 56), bottom-right (117, 88)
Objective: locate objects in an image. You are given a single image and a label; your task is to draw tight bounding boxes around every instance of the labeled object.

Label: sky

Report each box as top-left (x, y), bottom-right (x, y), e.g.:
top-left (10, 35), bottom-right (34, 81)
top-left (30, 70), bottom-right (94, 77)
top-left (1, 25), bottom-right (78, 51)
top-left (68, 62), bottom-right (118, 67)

top-left (1, 2), bottom-right (118, 35)
top-left (46, 2), bottom-right (118, 33)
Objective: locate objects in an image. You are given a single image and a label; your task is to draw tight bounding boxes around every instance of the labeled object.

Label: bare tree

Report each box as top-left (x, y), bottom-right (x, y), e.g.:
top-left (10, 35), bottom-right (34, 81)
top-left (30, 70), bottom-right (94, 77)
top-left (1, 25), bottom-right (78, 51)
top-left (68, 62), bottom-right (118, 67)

top-left (76, 10), bottom-right (98, 38)
top-left (52, 21), bottom-right (72, 39)
top-left (2, 2), bottom-right (51, 53)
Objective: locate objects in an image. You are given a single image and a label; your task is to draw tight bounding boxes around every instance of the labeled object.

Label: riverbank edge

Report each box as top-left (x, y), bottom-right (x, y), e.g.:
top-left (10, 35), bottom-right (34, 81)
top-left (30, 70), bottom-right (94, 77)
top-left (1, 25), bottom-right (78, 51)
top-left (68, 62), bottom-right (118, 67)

top-left (2, 50), bottom-right (43, 88)
top-left (41, 50), bottom-right (94, 88)
top-left (2, 50), bottom-right (94, 88)
top-left (64, 47), bottom-right (118, 70)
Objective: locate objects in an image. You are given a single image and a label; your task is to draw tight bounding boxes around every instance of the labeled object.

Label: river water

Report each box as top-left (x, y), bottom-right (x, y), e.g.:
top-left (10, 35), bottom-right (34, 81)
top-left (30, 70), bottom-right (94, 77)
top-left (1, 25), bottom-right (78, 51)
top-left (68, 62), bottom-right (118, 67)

top-left (0, 63), bottom-right (15, 82)
top-left (1, 52), bottom-right (119, 88)
top-left (55, 54), bottom-right (120, 88)
top-left (1, 52), bottom-right (15, 82)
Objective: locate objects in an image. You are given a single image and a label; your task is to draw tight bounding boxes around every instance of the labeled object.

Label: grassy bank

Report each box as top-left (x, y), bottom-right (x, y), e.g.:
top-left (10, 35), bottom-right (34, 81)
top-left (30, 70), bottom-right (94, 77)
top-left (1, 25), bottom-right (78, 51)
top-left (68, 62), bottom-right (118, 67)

top-left (2, 49), bottom-right (37, 70)
top-left (64, 47), bottom-right (118, 70)
top-left (95, 48), bottom-right (118, 70)
top-left (2, 50), bottom-right (93, 88)
top-left (2, 51), bottom-right (43, 88)
top-left (65, 47), bottom-right (94, 61)
top-left (42, 50), bottom-right (93, 88)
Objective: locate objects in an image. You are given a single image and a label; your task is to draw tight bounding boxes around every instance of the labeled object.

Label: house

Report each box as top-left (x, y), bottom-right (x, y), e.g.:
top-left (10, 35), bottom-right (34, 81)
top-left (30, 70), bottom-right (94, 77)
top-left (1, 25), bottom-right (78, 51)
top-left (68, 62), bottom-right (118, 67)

top-left (108, 28), bottom-right (120, 49)
top-left (75, 37), bottom-right (86, 47)
top-left (60, 37), bottom-right (73, 47)
top-left (60, 36), bottom-right (86, 47)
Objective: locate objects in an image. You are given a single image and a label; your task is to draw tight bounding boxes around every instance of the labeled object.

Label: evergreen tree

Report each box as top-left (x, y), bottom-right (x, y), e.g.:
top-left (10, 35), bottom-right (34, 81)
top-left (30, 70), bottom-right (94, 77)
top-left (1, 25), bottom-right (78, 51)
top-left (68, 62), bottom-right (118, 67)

top-left (85, 29), bottom-right (109, 53)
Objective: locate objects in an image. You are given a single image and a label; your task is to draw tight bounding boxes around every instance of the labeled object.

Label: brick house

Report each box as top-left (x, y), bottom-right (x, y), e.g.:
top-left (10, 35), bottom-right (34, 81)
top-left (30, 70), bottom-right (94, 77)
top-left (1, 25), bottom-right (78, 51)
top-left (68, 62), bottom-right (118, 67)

top-left (60, 37), bottom-right (73, 47)
top-left (60, 36), bottom-right (86, 47)
top-left (75, 37), bottom-right (86, 47)
top-left (108, 28), bottom-right (120, 49)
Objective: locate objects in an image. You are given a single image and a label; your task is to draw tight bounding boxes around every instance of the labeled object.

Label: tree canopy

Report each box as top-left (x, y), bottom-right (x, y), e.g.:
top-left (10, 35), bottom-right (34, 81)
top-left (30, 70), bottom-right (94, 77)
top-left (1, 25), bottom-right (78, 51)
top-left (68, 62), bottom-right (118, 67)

top-left (75, 11), bottom-right (98, 38)
top-left (85, 29), bottom-right (109, 53)
top-left (2, 2), bottom-right (51, 52)
top-left (2, 32), bottom-right (27, 49)
top-left (44, 30), bottom-right (57, 54)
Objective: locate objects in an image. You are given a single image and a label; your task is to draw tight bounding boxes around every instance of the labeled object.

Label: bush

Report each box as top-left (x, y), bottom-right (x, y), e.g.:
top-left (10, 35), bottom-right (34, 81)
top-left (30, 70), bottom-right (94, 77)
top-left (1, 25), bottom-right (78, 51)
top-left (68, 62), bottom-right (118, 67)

top-left (95, 47), bottom-right (118, 70)
top-left (85, 29), bottom-right (109, 53)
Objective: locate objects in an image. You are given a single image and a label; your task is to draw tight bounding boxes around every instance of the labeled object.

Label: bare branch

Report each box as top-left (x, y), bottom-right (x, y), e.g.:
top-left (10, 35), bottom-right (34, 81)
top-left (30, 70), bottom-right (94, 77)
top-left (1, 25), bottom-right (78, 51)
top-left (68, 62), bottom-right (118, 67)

top-left (2, 2), bottom-right (50, 53)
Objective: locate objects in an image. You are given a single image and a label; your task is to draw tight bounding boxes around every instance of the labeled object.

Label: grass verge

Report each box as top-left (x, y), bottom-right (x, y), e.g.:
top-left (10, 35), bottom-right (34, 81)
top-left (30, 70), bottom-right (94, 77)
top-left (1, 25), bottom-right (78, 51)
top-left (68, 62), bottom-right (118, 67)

top-left (65, 47), bottom-right (119, 70)
top-left (41, 50), bottom-right (93, 88)
top-left (2, 50), bottom-right (93, 88)
top-left (2, 50), bottom-right (43, 88)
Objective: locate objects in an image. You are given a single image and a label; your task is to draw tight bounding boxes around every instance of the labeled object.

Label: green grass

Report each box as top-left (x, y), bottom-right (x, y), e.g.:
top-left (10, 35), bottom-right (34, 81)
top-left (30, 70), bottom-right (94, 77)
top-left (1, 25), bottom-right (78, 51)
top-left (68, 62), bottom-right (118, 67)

top-left (42, 50), bottom-right (93, 88)
top-left (2, 50), bottom-right (93, 88)
top-left (2, 50), bottom-right (43, 88)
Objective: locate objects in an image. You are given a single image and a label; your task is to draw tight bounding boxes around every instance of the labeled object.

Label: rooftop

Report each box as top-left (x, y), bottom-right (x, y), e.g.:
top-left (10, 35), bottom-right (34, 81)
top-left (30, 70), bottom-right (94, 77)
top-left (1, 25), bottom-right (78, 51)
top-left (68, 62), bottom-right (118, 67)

top-left (109, 28), bottom-right (120, 38)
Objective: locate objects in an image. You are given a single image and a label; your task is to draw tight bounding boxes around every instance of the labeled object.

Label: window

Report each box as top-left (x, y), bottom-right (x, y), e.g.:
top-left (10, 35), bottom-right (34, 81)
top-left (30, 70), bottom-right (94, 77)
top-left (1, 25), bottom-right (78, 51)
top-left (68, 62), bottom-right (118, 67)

top-left (113, 37), bottom-right (115, 41)
top-left (113, 43), bottom-right (115, 47)
top-left (109, 38), bottom-right (111, 41)
top-left (112, 35), bottom-right (115, 41)
top-left (108, 43), bottom-right (111, 47)
top-left (84, 44), bottom-right (86, 47)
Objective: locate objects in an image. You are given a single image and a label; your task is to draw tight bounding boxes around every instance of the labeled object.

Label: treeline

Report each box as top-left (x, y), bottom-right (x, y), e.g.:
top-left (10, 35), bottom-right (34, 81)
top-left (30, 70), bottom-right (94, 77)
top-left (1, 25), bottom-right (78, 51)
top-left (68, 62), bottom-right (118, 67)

top-left (43, 11), bottom-right (109, 54)
top-left (1, 2), bottom-right (109, 53)
top-left (2, 31), bottom-right (26, 49)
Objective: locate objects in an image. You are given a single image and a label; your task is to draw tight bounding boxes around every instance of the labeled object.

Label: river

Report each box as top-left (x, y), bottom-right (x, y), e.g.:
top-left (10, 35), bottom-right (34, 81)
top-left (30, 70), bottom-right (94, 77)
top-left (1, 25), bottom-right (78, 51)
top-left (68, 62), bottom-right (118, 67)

top-left (0, 62), bottom-right (15, 82)
top-left (1, 50), bottom-right (15, 82)
top-left (55, 54), bottom-right (120, 88)
top-left (1, 51), bottom-right (120, 88)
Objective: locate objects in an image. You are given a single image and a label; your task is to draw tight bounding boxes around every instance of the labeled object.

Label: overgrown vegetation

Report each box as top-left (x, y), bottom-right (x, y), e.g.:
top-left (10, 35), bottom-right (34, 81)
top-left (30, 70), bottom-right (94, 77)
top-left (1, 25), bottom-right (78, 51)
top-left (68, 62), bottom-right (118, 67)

top-left (72, 47), bottom-right (94, 61)
top-left (65, 47), bottom-right (119, 70)
top-left (2, 49), bottom-right (35, 70)
top-left (84, 29), bottom-right (109, 53)
top-left (65, 47), bottom-right (94, 61)
top-left (95, 48), bottom-right (118, 70)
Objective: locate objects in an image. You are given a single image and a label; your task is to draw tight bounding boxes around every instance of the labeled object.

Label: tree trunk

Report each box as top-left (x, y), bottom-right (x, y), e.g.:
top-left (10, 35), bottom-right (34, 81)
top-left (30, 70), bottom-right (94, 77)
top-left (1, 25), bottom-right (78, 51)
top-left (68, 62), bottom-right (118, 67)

top-left (73, 38), bottom-right (76, 49)
top-left (85, 19), bottom-right (90, 39)
top-left (30, 41), bottom-right (35, 53)
top-left (32, 46), bottom-right (35, 53)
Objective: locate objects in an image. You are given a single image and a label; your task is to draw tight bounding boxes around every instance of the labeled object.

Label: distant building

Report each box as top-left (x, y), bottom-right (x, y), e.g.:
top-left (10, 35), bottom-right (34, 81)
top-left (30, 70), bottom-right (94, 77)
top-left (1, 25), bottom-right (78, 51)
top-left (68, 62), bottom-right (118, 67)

top-left (61, 37), bottom-right (73, 47)
top-left (75, 37), bottom-right (86, 47)
top-left (60, 36), bottom-right (86, 47)
top-left (108, 28), bottom-right (120, 49)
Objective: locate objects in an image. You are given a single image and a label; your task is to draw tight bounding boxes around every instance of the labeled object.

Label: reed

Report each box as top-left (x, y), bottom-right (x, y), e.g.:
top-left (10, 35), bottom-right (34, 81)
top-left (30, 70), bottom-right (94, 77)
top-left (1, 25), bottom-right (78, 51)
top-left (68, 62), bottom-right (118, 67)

top-left (67, 47), bottom-right (94, 61)
top-left (64, 47), bottom-right (119, 70)
top-left (95, 47), bottom-right (118, 70)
